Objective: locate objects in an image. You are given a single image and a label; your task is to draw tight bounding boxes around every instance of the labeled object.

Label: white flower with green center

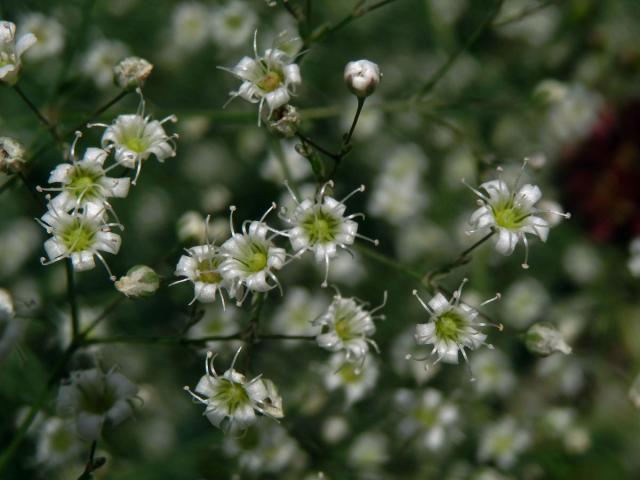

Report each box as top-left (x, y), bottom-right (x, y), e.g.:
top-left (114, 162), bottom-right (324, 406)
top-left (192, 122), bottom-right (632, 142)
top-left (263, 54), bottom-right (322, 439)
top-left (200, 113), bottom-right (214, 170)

top-left (466, 163), bottom-right (569, 268)
top-left (281, 181), bottom-right (375, 287)
top-left (18, 13), bottom-right (64, 61)
top-left (0, 21), bottom-right (36, 85)
top-left (478, 417), bottom-right (531, 469)
top-left (412, 280), bottom-right (501, 371)
top-left (96, 93), bottom-right (177, 184)
top-left (315, 292), bottom-right (385, 364)
top-left (184, 349), bottom-right (284, 433)
top-left (40, 142), bottom-right (130, 214)
top-left (56, 367), bottom-right (139, 441)
top-left (394, 388), bottom-right (459, 451)
top-left (219, 204), bottom-right (286, 305)
top-left (324, 352), bottom-right (379, 405)
top-left (38, 206), bottom-right (121, 278)
top-left (221, 31), bottom-right (301, 121)
top-left (210, 1), bottom-right (257, 49)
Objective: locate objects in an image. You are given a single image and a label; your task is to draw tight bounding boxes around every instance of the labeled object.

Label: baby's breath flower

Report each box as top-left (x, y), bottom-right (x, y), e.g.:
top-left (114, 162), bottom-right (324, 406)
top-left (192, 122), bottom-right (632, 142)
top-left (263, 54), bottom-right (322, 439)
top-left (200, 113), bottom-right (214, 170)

top-left (210, 1), bottom-right (257, 49)
top-left (113, 56), bottom-right (153, 90)
top-left (57, 367), bottom-right (139, 441)
top-left (81, 38), bottom-right (129, 89)
top-left (0, 20), bottom-right (36, 85)
top-left (221, 31), bottom-right (301, 122)
top-left (184, 349), bottom-right (284, 432)
top-left (219, 204), bottom-right (287, 305)
top-left (38, 136), bottom-right (130, 214)
top-left (0, 288), bottom-right (21, 362)
top-left (0, 136), bottom-right (26, 174)
top-left (525, 323), bottom-right (572, 356)
top-left (466, 161), bottom-right (570, 268)
top-left (37, 206), bottom-right (121, 279)
top-left (411, 280), bottom-right (501, 375)
top-left (94, 91), bottom-right (177, 184)
top-left (18, 13), bottom-right (64, 61)
top-left (324, 352), bottom-right (379, 405)
top-left (115, 265), bottom-right (160, 298)
top-left (280, 181), bottom-right (377, 286)
top-left (478, 417), bottom-right (531, 469)
top-left (34, 417), bottom-right (82, 468)
top-left (314, 292), bottom-right (385, 364)
top-left (265, 104), bottom-right (300, 138)
top-left (344, 59), bottom-right (381, 98)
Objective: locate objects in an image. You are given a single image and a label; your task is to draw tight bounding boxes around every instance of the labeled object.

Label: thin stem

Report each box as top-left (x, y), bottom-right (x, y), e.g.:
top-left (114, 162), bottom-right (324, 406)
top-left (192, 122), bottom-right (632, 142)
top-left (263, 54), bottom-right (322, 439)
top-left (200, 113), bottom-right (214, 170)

top-left (81, 295), bottom-right (126, 339)
top-left (413, 0), bottom-right (503, 100)
top-left (344, 96), bottom-right (366, 146)
top-left (356, 244), bottom-right (425, 283)
top-left (84, 333), bottom-right (243, 346)
top-left (493, 0), bottom-right (556, 28)
top-left (296, 133), bottom-right (340, 160)
top-left (71, 90), bottom-right (130, 133)
top-left (66, 260), bottom-right (80, 341)
top-left (259, 334), bottom-right (316, 341)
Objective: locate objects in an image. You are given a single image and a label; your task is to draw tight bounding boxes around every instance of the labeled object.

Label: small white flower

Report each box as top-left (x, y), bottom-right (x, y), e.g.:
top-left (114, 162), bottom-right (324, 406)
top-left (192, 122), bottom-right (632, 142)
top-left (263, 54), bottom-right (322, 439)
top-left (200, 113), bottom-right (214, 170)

top-left (0, 136), bottom-right (26, 174)
top-left (394, 388), bottom-right (459, 451)
top-left (270, 287), bottom-right (325, 342)
top-left (525, 323), bottom-right (572, 356)
top-left (39, 139), bottom-right (130, 214)
top-left (35, 417), bottom-right (82, 467)
top-left (115, 265), bottom-right (160, 298)
top-left (627, 237), bottom-right (640, 277)
top-left (324, 352), bottom-right (379, 405)
top-left (347, 432), bottom-right (389, 470)
top-left (0, 288), bottom-right (21, 362)
top-left (96, 93), bottom-right (177, 184)
top-left (0, 21), bottom-right (36, 85)
top-left (344, 59), bottom-right (381, 98)
top-left (478, 417), bottom-right (531, 470)
top-left (81, 38), bottom-right (129, 89)
top-left (113, 56), bottom-right (153, 90)
top-left (56, 367), bottom-right (139, 441)
top-left (219, 204), bottom-right (287, 304)
top-left (466, 162), bottom-right (569, 268)
top-left (471, 350), bottom-right (516, 397)
top-left (412, 279), bottom-right (501, 372)
top-left (210, 1), bottom-right (257, 49)
top-left (18, 13), bottom-right (64, 61)
top-left (315, 292), bottom-right (385, 364)
top-left (38, 206), bottom-right (121, 279)
top-left (184, 349), bottom-right (284, 432)
top-left (281, 181), bottom-right (376, 286)
top-left (221, 31), bottom-right (301, 121)
top-left (171, 2), bottom-right (210, 52)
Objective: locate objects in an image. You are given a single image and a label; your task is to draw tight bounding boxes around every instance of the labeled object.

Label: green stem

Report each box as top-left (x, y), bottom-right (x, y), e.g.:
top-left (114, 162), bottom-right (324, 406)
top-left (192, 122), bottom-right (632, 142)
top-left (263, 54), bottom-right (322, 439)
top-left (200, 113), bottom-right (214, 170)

top-left (344, 96), bottom-right (366, 147)
top-left (66, 260), bottom-right (80, 341)
top-left (81, 295), bottom-right (126, 339)
top-left (493, 0), bottom-right (556, 27)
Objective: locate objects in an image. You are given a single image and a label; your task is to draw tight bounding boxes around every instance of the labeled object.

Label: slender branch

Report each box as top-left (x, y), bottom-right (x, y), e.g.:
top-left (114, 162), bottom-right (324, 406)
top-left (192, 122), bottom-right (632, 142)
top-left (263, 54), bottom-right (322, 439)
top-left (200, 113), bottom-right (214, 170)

top-left (296, 132), bottom-right (340, 160)
top-left (81, 295), bottom-right (126, 339)
top-left (83, 331), bottom-right (316, 346)
top-left (344, 96), bottom-right (366, 146)
top-left (66, 260), bottom-right (81, 341)
top-left (71, 90), bottom-right (130, 133)
top-left (493, 0), bottom-right (556, 28)
top-left (413, 0), bottom-right (503, 100)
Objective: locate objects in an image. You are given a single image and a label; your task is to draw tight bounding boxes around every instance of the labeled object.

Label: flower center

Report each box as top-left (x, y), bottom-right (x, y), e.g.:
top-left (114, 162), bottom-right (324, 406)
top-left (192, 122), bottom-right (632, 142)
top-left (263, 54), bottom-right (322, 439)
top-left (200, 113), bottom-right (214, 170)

top-left (302, 209), bottom-right (339, 244)
top-left (246, 251), bottom-right (267, 272)
top-left (338, 363), bottom-right (361, 383)
top-left (258, 70), bottom-right (283, 92)
top-left (124, 135), bottom-right (149, 153)
top-left (69, 167), bottom-right (101, 200)
top-left (493, 203), bottom-right (527, 229)
top-left (215, 380), bottom-right (250, 414)
top-left (61, 220), bottom-right (96, 252)
top-left (78, 382), bottom-right (117, 415)
top-left (435, 311), bottom-right (466, 341)
top-left (225, 14), bottom-right (243, 29)
top-left (415, 407), bottom-right (438, 427)
top-left (197, 258), bottom-right (222, 284)
top-left (335, 316), bottom-right (353, 341)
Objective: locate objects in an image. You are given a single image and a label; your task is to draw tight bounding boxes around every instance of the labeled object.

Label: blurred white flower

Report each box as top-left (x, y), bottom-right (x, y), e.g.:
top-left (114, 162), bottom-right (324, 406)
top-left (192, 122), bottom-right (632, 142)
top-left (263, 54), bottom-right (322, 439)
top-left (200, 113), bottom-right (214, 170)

top-left (347, 431), bottom-right (389, 471)
top-left (270, 287), bottom-right (325, 340)
top-left (35, 417), bottom-right (82, 467)
top-left (324, 352), bottom-right (378, 405)
top-left (478, 418), bottom-right (531, 469)
top-left (471, 350), bottom-right (516, 397)
top-left (0, 289), bottom-right (21, 362)
top-left (627, 237), bottom-right (640, 278)
top-left (171, 2), bottom-right (210, 51)
top-left (81, 38), bottom-right (129, 89)
top-left (0, 21), bottom-right (36, 85)
top-left (19, 13), bottom-right (64, 61)
top-left (210, 1), bottom-right (257, 49)
top-left (184, 349), bottom-right (284, 432)
top-left (502, 277), bottom-right (549, 329)
top-left (261, 140), bottom-right (310, 184)
top-left (562, 243), bottom-right (602, 284)
top-left (525, 323), bottom-right (572, 356)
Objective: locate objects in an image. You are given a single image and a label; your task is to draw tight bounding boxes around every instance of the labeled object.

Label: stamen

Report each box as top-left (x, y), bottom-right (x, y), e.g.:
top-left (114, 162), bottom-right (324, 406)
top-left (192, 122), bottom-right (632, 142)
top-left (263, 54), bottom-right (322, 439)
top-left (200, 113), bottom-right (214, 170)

top-left (521, 235), bottom-right (530, 269)
top-left (183, 385), bottom-right (207, 404)
top-left (132, 159), bottom-right (143, 186)
top-left (283, 180), bottom-right (299, 205)
top-left (355, 233), bottom-right (379, 246)
top-left (94, 252), bottom-right (116, 281)
top-left (461, 178), bottom-right (490, 202)
top-left (230, 346), bottom-right (243, 371)
top-left (480, 292), bottom-right (501, 307)
top-left (452, 278), bottom-right (469, 306)
top-left (412, 289), bottom-right (433, 314)
top-left (318, 180), bottom-right (334, 200)
top-left (370, 291), bottom-right (388, 314)
top-left (321, 253), bottom-right (330, 288)
top-left (70, 131), bottom-right (83, 162)
top-left (228, 205), bottom-right (237, 236)
top-left (340, 184), bottom-right (365, 205)
top-left (259, 202), bottom-right (277, 223)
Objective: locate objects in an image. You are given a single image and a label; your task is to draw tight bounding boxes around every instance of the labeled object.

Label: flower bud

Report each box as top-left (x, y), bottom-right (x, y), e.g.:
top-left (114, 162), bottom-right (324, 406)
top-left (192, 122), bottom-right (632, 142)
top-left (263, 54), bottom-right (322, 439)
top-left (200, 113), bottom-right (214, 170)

top-left (344, 60), bottom-right (381, 98)
top-left (629, 373), bottom-right (640, 409)
top-left (525, 323), bottom-right (572, 356)
top-left (0, 136), bottom-right (26, 174)
top-left (265, 104), bottom-right (300, 138)
top-left (113, 56), bottom-right (153, 90)
top-left (115, 265), bottom-right (160, 298)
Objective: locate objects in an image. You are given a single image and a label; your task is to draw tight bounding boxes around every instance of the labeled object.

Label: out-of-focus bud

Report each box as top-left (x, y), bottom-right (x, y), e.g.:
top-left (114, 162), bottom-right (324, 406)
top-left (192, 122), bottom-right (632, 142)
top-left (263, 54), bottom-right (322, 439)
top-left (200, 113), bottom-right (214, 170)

top-left (113, 56), bottom-right (153, 90)
top-left (265, 104), bottom-right (300, 138)
top-left (344, 60), bottom-right (381, 98)
top-left (525, 323), bottom-right (572, 356)
top-left (177, 211), bottom-right (206, 244)
top-left (115, 265), bottom-right (160, 298)
top-left (629, 373), bottom-right (640, 409)
top-left (0, 137), bottom-right (26, 174)
top-left (0, 288), bottom-right (15, 321)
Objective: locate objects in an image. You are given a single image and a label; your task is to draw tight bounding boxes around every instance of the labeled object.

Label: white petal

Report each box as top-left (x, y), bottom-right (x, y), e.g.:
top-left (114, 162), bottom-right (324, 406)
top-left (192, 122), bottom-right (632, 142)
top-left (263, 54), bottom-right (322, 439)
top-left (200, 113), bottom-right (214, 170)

top-left (75, 412), bottom-right (104, 441)
top-left (516, 184), bottom-right (542, 208)
top-left (494, 228), bottom-right (519, 255)
top-left (427, 293), bottom-right (449, 314)
top-left (16, 32), bottom-right (37, 57)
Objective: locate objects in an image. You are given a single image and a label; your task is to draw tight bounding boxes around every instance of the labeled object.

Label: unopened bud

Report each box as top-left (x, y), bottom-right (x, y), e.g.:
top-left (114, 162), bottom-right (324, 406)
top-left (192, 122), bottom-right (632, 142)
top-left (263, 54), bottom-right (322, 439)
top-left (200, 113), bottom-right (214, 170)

top-left (525, 323), bottom-right (572, 356)
top-left (0, 137), bottom-right (26, 174)
top-left (265, 104), bottom-right (300, 138)
top-left (344, 59), bottom-right (381, 98)
top-left (115, 265), bottom-right (160, 297)
top-left (114, 56), bottom-right (153, 90)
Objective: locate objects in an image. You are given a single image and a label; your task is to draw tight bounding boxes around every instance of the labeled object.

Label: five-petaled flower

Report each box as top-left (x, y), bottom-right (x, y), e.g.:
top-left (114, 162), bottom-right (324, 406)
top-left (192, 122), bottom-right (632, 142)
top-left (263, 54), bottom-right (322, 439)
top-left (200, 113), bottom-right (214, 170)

top-left (0, 21), bottom-right (36, 85)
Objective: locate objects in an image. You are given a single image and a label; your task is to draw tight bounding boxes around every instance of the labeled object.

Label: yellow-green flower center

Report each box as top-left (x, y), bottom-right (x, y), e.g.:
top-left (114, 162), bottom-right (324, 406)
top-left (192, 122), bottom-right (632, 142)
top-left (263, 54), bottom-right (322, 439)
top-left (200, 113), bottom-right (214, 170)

top-left (62, 220), bottom-right (96, 252)
top-left (225, 14), bottom-right (243, 29)
top-left (493, 202), bottom-right (527, 230)
top-left (197, 258), bottom-right (222, 284)
top-left (124, 135), bottom-right (148, 153)
top-left (215, 379), bottom-right (250, 413)
top-left (415, 407), bottom-right (438, 427)
top-left (335, 316), bottom-right (353, 341)
top-left (258, 70), bottom-right (283, 93)
top-left (302, 210), bottom-right (340, 245)
top-left (338, 363), bottom-right (361, 383)
top-left (247, 251), bottom-right (267, 272)
top-left (435, 310), bottom-right (466, 342)
top-left (68, 167), bottom-right (101, 200)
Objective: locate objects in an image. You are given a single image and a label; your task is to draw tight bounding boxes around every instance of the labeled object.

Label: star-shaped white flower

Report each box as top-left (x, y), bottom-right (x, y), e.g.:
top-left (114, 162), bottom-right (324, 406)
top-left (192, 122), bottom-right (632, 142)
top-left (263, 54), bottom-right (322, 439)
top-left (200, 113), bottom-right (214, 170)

top-left (0, 21), bottom-right (36, 85)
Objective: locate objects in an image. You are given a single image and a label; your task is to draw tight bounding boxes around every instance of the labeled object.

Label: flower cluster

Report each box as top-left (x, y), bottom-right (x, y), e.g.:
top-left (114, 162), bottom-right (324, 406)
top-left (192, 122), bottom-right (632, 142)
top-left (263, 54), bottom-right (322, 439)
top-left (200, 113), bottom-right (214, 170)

top-left (38, 89), bottom-right (177, 279)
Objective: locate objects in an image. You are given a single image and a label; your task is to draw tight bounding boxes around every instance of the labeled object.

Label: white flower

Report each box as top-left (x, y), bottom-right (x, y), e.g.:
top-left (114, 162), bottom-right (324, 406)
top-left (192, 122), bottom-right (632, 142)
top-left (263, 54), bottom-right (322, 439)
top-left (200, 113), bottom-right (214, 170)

top-left (57, 367), bottom-right (139, 441)
top-left (219, 204), bottom-right (287, 304)
top-left (184, 349), bottom-right (284, 432)
top-left (81, 38), bottom-right (129, 89)
top-left (281, 181), bottom-right (375, 286)
top-left (324, 352), bottom-right (379, 405)
top-left (412, 279), bottom-right (501, 371)
top-left (471, 350), bottom-right (516, 397)
top-left (115, 265), bottom-right (160, 298)
top-left (628, 237), bottom-right (640, 277)
top-left (35, 417), bottom-right (82, 467)
top-left (347, 432), bottom-right (389, 470)
top-left (525, 323), bottom-right (572, 356)
top-left (0, 136), bottom-right (26, 174)
top-left (222, 31), bottom-right (301, 120)
top-left (315, 292), bottom-right (385, 363)
top-left (97, 94), bottom-right (177, 184)
top-left (394, 388), bottom-right (459, 451)
top-left (344, 59), bottom-right (381, 98)
top-left (269, 287), bottom-right (325, 342)
top-left (466, 163), bottom-right (569, 268)
top-left (0, 288), bottom-right (21, 362)
top-left (0, 20), bottom-right (36, 85)
top-left (113, 56), bottom-right (153, 90)
top-left (38, 206), bottom-right (121, 279)
top-left (18, 13), bottom-right (64, 61)
top-left (210, 1), bottom-right (257, 49)
top-left (40, 141), bottom-right (130, 214)
top-left (171, 2), bottom-right (210, 52)
top-left (478, 417), bottom-right (531, 470)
